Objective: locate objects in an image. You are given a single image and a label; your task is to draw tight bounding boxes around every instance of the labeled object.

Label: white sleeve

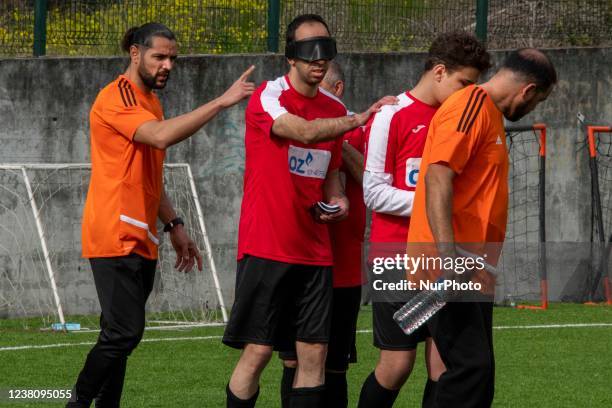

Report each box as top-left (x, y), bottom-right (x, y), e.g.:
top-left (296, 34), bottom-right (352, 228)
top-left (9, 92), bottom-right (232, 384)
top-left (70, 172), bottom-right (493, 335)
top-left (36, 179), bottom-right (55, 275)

top-left (260, 77), bottom-right (289, 120)
top-left (363, 97), bottom-right (414, 217)
top-left (363, 171), bottom-right (414, 216)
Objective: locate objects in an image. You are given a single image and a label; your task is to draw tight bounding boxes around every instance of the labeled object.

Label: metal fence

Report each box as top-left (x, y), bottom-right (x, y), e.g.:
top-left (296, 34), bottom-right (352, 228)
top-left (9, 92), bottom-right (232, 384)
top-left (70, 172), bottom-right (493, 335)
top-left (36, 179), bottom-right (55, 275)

top-left (279, 1), bottom-right (476, 52)
top-left (1, 0), bottom-right (610, 57)
top-left (487, 0), bottom-right (612, 49)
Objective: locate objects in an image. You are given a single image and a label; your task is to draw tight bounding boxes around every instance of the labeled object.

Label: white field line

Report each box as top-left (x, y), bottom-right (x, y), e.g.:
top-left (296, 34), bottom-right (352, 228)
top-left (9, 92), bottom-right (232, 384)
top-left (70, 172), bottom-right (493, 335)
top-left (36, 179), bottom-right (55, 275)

top-left (491, 322), bottom-right (612, 330)
top-left (0, 335), bottom-right (222, 351)
top-left (356, 322), bottom-right (612, 333)
top-left (73, 322), bottom-right (227, 334)
top-left (1, 322), bottom-right (612, 352)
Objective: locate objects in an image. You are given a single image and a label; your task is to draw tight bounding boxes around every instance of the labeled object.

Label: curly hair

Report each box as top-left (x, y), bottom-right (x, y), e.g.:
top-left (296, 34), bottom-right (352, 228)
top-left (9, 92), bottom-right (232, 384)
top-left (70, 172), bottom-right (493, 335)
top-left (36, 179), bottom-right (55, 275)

top-left (424, 31), bottom-right (491, 73)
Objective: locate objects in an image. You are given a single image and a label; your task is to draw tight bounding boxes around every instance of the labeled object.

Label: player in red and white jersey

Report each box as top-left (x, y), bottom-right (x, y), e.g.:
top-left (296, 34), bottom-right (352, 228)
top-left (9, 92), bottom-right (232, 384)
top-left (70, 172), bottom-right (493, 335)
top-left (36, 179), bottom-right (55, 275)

top-left (364, 91), bottom-right (437, 243)
top-left (278, 61), bottom-right (368, 408)
top-left (223, 15), bottom-right (395, 408)
top-left (235, 74), bottom-right (346, 265)
top-left (358, 32), bottom-right (492, 408)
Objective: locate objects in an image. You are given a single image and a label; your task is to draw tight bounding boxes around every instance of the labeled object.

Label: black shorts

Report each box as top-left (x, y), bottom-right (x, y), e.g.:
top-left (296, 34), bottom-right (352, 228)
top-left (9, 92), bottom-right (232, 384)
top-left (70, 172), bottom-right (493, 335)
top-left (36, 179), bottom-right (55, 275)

top-left (279, 285), bottom-right (362, 371)
top-left (372, 301), bottom-right (429, 350)
top-left (222, 255), bottom-right (333, 350)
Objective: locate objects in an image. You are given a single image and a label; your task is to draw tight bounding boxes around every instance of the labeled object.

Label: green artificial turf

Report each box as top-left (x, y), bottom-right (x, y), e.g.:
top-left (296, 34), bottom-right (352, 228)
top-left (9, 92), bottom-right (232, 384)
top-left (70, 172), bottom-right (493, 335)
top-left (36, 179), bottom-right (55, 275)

top-left (1, 303), bottom-right (610, 407)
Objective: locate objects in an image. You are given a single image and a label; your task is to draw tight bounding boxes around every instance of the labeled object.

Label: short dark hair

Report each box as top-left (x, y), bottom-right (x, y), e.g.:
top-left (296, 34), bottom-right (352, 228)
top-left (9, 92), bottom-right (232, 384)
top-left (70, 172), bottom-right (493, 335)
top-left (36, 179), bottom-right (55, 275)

top-left (501, 48), bottom-right (557, 92)
top-left (286, 14), bottom-right (330, 44)
top-left (324, 61), bottom-right (345, 85)
top-left (121, 23), bottom-right (176, 53)
top-left (424, 31), bottom-right (491, 73)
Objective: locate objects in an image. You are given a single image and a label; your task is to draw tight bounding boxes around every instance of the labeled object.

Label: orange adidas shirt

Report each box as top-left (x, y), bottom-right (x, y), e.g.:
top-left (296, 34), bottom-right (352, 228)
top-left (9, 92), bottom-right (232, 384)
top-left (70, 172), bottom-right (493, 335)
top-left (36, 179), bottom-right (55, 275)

top-left (82, 75), bottom-right (165, 260)
top-left (408, 85), bottom-right (508, 246)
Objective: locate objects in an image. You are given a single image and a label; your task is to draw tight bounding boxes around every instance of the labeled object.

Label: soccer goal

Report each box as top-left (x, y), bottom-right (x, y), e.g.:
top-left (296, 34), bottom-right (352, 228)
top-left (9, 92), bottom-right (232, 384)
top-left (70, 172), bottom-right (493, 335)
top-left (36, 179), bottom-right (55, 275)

top-left (586, 125), bottom-right (612, 305)
top-left (498, 124), bottom-right (548, 309)
top-left (0, 163), bottom-right (227, 331)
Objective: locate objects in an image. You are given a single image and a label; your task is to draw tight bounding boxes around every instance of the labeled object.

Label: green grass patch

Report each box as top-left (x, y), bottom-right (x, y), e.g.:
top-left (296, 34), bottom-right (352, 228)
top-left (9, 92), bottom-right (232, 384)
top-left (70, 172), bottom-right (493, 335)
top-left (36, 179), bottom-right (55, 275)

top-left (1, 304), bottom-right (611, 407)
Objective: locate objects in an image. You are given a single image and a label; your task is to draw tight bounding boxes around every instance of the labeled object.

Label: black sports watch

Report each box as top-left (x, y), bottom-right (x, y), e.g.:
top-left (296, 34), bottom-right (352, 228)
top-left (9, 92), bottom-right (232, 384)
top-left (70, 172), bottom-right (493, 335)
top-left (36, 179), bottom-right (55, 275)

top-left (163, 217), bottom-right (184, 232)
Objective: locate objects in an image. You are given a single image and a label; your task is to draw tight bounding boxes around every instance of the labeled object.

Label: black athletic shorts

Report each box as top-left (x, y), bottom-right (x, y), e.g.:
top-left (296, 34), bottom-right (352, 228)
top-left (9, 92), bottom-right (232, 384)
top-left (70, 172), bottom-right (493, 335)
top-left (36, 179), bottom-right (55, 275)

top-left (279, 285), bottom-right (362, 371)
top-left (222, 255), bottom-right (333, 350)
top-left (372, 301), bottom-right (429, 350)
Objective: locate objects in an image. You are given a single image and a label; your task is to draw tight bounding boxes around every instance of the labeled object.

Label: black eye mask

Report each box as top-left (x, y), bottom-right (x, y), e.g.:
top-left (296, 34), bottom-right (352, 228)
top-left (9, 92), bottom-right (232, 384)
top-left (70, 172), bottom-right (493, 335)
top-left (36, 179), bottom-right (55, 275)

top-left (285, 36), bottom-right (337, 62)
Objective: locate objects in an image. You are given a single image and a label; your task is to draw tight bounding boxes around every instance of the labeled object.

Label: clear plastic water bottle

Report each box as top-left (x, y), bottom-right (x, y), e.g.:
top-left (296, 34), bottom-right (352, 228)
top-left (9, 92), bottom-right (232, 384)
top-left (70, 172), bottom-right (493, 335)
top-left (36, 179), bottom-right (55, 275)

top-left (393, 286), bottom-right (447, 335)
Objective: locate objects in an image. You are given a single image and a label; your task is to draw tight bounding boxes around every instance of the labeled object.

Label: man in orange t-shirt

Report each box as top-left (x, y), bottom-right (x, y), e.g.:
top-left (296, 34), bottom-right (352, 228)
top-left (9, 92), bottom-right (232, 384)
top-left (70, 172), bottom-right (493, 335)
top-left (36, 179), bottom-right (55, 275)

top-left (407, 49), bottom-right (556, 407)
top-left (67, 23), bottom-right (255, 408)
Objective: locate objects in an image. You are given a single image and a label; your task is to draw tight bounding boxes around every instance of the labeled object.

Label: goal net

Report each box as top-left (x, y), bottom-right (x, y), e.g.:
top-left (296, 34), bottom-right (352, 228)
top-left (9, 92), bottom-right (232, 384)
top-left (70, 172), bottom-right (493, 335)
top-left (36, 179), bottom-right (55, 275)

top-left (497, 124), bottom-right (548, 309)
top-left (0, 163), bottom-right (227, 331)
top-left (586, 126), bottom-right (612, 304)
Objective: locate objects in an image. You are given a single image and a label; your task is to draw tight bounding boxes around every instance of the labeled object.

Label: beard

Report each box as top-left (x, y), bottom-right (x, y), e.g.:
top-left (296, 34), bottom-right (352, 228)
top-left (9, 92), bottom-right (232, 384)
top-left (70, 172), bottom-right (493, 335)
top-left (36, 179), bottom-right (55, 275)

top-left (505, 102), bottom-right (532, 122)
top-left (299, 69), bottom-right (324, 86)
top-left (138, 66), bottom-right (169, 90)
top-left (295, 62), bottom-right (327, 87)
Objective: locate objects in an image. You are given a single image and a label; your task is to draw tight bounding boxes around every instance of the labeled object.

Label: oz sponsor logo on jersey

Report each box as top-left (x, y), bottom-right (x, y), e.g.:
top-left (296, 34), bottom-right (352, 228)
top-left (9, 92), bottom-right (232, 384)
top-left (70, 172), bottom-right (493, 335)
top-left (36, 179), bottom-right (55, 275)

top-left (288, 145), bottom-right (331, 179)
top-left (405, 157), bottom-right (422, 187)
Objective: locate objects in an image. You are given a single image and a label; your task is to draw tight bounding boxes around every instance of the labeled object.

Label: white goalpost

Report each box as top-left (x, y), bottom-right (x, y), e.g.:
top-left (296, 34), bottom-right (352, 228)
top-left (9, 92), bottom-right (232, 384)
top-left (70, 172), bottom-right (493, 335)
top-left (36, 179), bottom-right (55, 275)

top-left (0, 163), bottom-right (227, 330)
top-left (20, 165), bottom-right (67, 327)
top-left (163, 163), bottom-right (228, 323)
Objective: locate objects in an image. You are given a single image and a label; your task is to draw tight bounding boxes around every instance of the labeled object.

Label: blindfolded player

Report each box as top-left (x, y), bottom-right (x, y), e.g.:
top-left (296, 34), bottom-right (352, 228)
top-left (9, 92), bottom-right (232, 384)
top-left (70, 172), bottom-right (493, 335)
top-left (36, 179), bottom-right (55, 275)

top-left (222, 14), bottom-right (395, 408)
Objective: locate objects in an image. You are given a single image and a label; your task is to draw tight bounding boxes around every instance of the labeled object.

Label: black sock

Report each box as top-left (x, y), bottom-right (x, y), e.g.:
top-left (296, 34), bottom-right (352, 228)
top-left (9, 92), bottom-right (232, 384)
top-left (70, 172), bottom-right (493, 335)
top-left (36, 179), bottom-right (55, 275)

top-left (421, 379), bottom-right (438, 408)
top-left (289, 385), bottom-right (325, 408)
top-left (281, 366), bottom-right (296, 408)
top-left (94, 357), bottom-right (127, 408)
top-left (324, 372), bottom-right (348, 408)
top-left (66, 394), bottom-right (91, 408)
top-left (226, 384), bottom-right (259, 408)
top-left (66, 402), bottom-right (90, 408)
top-left (357, 372), bottom-right (400, 408)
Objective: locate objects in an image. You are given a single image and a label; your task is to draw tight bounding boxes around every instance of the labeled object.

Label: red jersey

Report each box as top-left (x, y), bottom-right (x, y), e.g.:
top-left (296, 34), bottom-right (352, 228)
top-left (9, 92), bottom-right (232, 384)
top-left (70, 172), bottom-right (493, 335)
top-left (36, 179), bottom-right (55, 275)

top-left (330, 127), bottom-right (366, 287)
top-left (364, 92), bottom-right (437, 244)
top-left (237, 76), bottom-right (347, 266)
